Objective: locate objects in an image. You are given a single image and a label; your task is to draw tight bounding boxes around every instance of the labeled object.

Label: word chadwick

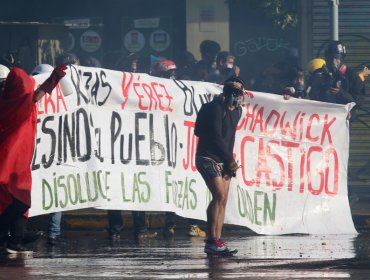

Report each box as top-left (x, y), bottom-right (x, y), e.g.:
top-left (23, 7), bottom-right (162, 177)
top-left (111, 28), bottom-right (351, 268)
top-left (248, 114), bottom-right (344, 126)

top-left (239, 103), bottom-right (341, 196)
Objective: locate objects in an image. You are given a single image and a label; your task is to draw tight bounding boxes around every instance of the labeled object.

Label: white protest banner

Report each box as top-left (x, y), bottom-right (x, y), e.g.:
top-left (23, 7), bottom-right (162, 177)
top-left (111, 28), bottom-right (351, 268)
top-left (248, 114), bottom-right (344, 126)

top-left (29, 65), bottom-right (357, 235)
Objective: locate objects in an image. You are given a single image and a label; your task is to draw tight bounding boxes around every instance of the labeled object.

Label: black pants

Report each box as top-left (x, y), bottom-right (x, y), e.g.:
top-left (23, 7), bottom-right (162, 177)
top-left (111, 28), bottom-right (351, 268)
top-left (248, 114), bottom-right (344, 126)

top-left (107, 210), bottom-right (148, 234)
top-left (0, 198), bottom-right (29, 245)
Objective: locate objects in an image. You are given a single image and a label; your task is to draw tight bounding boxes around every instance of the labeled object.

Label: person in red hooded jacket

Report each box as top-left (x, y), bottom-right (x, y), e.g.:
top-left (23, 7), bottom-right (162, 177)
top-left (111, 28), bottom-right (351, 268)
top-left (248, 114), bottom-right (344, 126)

top-left (0, 63), bottom-right (67, 255)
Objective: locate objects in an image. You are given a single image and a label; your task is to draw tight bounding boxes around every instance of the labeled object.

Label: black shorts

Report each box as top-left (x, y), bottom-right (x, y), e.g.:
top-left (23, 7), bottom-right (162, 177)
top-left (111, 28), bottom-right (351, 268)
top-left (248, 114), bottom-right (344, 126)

top-left (196, 156), bottom-right (224, 181)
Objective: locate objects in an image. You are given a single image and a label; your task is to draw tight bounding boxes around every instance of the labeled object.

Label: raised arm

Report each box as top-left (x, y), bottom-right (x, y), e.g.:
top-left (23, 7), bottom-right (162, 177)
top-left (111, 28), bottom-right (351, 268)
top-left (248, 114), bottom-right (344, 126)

top-left (33, 64), bottom-right (67, 102)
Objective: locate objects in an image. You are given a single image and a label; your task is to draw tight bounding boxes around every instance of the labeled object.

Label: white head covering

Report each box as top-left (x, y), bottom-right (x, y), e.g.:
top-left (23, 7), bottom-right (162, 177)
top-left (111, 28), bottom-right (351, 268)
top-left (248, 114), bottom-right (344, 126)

top-left (31, 64), bottom-right (54, 75)
top-left (0, 64), bottom-right (10, 79)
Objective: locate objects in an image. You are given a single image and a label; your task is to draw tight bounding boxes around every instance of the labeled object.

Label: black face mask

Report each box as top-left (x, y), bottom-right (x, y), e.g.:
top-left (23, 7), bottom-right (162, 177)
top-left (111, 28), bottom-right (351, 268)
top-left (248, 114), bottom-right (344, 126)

top-left (221, 67), bottom-right (234, 78)
top-left (163, 70), bottom-right (177, 79)
top-left (293, 83), bottom-right (305, 97)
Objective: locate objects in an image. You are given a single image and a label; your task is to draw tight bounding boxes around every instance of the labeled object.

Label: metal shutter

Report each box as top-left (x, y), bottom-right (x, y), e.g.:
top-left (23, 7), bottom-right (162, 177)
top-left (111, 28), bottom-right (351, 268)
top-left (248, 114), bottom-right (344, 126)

top-left (311, 0), bottom-right (370, 199)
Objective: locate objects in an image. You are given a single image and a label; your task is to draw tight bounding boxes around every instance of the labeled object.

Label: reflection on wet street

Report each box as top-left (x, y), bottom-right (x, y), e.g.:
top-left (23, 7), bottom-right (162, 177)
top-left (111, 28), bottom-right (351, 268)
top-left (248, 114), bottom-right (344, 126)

top-left (1, 229), bottom-right (370, 279)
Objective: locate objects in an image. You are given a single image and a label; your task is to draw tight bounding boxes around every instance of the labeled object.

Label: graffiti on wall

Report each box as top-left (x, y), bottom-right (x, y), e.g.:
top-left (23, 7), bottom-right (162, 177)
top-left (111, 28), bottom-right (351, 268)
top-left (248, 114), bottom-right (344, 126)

top-left (233, 37), bottom-right (290, 57)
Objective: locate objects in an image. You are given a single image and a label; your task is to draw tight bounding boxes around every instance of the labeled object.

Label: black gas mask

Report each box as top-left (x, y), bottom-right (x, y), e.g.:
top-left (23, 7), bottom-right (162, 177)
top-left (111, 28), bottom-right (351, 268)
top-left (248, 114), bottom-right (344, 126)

top-left (324, 41), bottom-right (346, 74)
top-left (326, 54), bottom-right (344, 74)
top-left (223, 79), bottom-right (245, 107)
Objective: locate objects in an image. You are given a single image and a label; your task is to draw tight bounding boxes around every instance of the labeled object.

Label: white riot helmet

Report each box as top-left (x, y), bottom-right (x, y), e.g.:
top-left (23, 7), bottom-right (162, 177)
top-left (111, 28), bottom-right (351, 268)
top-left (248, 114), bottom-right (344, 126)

top-left (0, 64), bottom-right (10, 80)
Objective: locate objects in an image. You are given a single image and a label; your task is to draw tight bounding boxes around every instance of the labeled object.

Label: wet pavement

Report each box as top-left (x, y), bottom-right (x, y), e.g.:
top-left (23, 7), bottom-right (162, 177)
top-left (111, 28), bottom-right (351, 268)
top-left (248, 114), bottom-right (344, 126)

top-left (1, 228), bottom-right (370, 279)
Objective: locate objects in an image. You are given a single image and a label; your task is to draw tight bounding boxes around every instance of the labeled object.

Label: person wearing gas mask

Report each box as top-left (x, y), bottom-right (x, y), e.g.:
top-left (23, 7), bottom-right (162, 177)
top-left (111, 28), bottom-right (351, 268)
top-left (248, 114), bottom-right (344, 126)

top-left (195, 77), bottom-right (245, 255)
top-left (282, 68), bottom-right (307, 100)
top-left (0, 63), bottom-right (67, 255)
top-left (307, 41), bottom-right (364, 119)
top-left (207, 51), bottom-right (241, 84)
top-left (306, 42), bottom-right (364, 207)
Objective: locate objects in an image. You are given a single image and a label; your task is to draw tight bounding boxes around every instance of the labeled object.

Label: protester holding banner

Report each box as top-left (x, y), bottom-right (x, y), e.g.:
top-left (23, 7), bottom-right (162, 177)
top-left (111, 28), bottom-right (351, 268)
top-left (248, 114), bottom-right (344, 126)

top-left (31, 61), bottom-right (64, 246)
top-left (0, 63), bottom-right (66, 254)
top-left (281, 67), bottom-right (307, 100)
top-left (36, 53), bottom-right (80, 246)
top-left (307, 41), bottom-right (363, 116)
top-left (308, 41), bottom-right (365, 206)
top-left (152, 59), bottom-right (177, 80)
top-left (253, 47), bottom-right (300, 95)
top-left (152, 58), bottom-right (207, 238)
top-left (195, 77), bottom-right (245, 255)
top-left (176, 51), bottom-right (197, 80)
top-left (106, 53), bottom-right (158, 241)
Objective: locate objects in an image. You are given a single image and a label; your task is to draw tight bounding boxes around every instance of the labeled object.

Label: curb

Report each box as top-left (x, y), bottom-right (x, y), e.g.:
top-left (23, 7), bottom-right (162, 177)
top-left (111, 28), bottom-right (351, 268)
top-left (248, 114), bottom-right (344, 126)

top-left (28, 209), bottom-right (208, 231)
